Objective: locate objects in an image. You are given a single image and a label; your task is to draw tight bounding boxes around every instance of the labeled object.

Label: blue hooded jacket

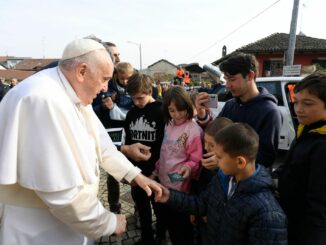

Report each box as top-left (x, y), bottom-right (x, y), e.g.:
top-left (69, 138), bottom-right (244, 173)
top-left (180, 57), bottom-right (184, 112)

top-left (168, 165), bottom-right (287, 245)
top-left (219, 87), bottom-right (282, 167)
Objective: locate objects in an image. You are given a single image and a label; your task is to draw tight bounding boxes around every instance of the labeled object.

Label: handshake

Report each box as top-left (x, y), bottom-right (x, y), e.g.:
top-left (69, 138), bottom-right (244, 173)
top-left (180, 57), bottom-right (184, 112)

top-left (113, 173), bottom-right (170, 236)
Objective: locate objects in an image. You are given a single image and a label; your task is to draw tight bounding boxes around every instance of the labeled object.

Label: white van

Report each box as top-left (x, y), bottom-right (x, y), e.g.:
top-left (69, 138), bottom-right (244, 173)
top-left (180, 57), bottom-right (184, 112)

top-left (211, 76), bottom-right (303, 150)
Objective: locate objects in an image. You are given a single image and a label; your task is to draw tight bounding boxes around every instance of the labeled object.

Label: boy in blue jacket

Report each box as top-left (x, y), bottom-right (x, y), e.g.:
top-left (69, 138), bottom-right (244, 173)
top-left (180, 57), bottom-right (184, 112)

top-left (156, 122), bottom-right (287, 245)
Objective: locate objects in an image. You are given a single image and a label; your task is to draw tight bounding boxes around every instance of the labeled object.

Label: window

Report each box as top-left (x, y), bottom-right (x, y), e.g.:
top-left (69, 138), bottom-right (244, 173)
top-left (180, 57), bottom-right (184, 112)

top-left (263, 60), bottom-right (284, 77)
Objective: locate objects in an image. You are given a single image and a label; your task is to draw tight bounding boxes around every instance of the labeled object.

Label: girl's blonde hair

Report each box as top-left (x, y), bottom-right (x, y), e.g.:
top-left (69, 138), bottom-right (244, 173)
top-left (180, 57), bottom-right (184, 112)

top-left (116, 62), bottom-right (134, 75)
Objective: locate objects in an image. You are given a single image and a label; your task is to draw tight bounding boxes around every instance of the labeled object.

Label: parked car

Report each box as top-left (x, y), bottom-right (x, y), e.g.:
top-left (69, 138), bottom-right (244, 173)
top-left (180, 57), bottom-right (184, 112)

top-left (210, 76), bottom-right (303, 150)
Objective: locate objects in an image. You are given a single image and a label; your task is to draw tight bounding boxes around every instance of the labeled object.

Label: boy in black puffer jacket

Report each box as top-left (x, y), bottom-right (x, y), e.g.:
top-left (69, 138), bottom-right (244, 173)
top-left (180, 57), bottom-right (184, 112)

top-left (156, 123), bottom-right (287, 245)
top-left (278, 71), bottom-right (326, 245)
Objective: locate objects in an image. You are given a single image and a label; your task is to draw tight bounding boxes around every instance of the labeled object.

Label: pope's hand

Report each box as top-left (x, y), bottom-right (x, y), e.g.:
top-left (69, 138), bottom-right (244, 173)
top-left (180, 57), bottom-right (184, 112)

top-left (155, 184), bottom-right (170, 203)
top-left (133, 173), bottom-right (162, 199)
top-left (121, 143), bottom-right (151, 162)
top-left (114, 214), bottom-right (127, 236)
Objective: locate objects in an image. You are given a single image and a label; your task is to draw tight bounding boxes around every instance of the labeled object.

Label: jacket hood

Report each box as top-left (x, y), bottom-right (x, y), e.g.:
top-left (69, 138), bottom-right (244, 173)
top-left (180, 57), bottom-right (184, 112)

top-left (237, 165), bottom-right (274, 195)
top-left (235, 87), bottom-right (278, 105)
top-left (297, 120), bottom-right (326, 138)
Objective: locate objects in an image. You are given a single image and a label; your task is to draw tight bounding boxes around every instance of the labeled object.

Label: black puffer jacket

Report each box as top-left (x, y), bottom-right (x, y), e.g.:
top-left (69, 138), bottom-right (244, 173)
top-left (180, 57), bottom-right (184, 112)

top-left (168, 165), bottom-right (287, 245)
top-left (279, 121), bottom-right (326, 245)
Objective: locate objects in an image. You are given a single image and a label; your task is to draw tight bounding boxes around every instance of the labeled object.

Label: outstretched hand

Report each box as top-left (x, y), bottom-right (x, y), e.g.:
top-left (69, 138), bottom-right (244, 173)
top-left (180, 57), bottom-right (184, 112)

top-left (155, 184), bottom-right (170, 203)
top-left (133, 173), bottom-right (162, 199)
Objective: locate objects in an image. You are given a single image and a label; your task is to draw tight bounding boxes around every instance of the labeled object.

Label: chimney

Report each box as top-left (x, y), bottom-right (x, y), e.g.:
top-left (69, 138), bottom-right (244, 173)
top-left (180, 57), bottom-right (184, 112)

top-left (222, 45), bottom-right (227, 57)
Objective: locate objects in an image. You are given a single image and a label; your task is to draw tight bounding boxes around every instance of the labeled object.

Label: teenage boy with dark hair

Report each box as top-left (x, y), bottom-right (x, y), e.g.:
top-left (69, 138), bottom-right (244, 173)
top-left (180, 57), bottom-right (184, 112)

top-left (196, 52), bottom-right (282, 168)
top-left (278, 71), bottom-right (326, 245)
top-left (124, 73), bottom-right (165, 245)
top-left (156, 123), bottom-right (287, 245)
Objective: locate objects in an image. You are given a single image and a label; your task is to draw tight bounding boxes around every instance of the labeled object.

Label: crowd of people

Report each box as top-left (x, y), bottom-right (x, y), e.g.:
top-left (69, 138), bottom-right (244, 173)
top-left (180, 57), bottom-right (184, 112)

top-left (0, 36), bottom-right (325, 245)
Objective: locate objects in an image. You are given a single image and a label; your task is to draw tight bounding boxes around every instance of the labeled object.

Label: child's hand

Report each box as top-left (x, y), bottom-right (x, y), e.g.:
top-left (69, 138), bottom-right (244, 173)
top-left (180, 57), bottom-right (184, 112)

top-left (102, 96), bottom-right (114, 110)
top-left (202, 216), bottom-right (208, 223)
top-left (179, 165), bottom-right (191, 179)
top-left (190, 215), bottom-right (197, 225)
top-left (195, 92), bottom-right (210, 118)
top-left (201, 152), bottom-right (219, 170)
top-left (122, 143), bottom-right (151, 162)
top-left (155, 184), bottom-right (170, 203)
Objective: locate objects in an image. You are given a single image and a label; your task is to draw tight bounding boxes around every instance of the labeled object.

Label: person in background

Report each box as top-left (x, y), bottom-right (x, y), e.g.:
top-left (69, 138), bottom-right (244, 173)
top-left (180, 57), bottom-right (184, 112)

top-left (0, 39), bottom-right (162, 244)
top-left (183, 71), bottom-right (191, 85)
top-left (175, 67), bottom-right (185, 85)
top-left (153, 86), bottom-right (203, 245)
top-left (92, 42), bottom-right (131, 215)
top-left (9, 78), bottom-right (18, 88)
top-left (0, 79), bottom-right (6, 101)
top-left (100, 62), bottom-right (134, 121)
top-left (278, 71), bottom-right (326, 245)
top-left (156, 79), bottom-right (163, 101)
top-left (155, 123), bottom-right (287, 245)
top-left (196, 52), bottom-right (282, 169)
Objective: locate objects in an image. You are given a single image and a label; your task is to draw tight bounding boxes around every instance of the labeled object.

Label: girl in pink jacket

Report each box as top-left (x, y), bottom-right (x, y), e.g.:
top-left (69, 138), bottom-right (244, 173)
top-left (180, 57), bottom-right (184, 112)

top-left (154, 86), bottom-right (203, 244)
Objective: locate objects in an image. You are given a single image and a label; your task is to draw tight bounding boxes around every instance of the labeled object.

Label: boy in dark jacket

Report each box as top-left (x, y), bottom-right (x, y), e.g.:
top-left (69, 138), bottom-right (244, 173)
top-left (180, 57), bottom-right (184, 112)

top-left (156, 123), bottom-right (287, 245)
top-left (278, 71), bottom-right (326, 245)
top-left (195, 53), bottom-right (282, 168)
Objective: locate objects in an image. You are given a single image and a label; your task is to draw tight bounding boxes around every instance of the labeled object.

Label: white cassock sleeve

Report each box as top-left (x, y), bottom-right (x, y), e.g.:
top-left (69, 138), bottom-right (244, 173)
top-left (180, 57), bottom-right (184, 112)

top-left (36, 185), bottom-right (117, 239)
top-left (95, 115), bottom-right (141, 182)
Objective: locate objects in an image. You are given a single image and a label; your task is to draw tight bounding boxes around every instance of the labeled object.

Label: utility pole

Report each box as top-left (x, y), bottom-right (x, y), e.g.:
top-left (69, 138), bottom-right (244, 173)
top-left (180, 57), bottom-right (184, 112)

top-left (127, 41), bottom-right (142, 71)
top-left (286, 0), bottom-right (300, 65)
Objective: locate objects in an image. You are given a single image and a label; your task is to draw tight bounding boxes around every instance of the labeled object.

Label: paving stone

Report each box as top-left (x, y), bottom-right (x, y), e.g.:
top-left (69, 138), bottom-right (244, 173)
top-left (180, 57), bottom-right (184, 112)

top-left (96, 167), bottom-right (170, 244)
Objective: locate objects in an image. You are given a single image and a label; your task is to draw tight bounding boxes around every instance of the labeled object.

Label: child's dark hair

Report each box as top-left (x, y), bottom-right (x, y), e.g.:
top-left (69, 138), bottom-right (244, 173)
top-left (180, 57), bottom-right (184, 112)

top-left (219, 52), bottom-right (259, 79)
top-left (294, 70), bottom-right (326, 107)
top-left (163, 86), bottom-right (193, 124)
top-left (205, 117), bottom-right (233, 137)
top-left (214, 123), bottom-right (259, 162)
top-left (126, 73), bottom-right (153, 96)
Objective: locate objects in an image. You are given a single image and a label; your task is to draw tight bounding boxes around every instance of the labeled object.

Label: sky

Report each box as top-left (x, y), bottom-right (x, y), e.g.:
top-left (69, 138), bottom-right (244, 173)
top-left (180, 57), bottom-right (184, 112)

top-left (1, 0), bottom-right (325, 69)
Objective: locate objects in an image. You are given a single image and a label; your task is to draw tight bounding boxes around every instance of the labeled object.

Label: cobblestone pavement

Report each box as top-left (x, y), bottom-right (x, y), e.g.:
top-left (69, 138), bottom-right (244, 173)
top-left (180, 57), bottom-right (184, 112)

top-left (95, 168), bottom-right (171, 245)
top-left (95, 168), bottom-right (141, 244)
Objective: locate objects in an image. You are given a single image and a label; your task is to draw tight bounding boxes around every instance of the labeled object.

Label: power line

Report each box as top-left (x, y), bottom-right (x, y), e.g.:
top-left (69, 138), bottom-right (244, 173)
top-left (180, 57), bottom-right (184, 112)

top-left (185, 0), bottom-right (281, 62)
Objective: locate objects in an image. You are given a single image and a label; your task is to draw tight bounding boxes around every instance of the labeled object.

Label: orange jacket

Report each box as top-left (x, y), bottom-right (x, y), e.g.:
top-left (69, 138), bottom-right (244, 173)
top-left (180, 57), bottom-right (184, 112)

top-left (183, 74), bottom-right (191, 84)
top-left (176, 68), bottom-right (185, 78)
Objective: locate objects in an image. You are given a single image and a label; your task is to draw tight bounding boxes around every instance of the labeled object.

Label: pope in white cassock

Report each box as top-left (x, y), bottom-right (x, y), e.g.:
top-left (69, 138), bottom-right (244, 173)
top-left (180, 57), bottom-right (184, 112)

top-left (0, 39), bottom-right (162, 244)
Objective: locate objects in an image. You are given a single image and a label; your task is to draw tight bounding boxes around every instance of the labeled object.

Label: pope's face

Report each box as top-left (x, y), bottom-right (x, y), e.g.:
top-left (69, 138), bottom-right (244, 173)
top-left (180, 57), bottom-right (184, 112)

top-left (80, 51), bottom-right (113, 105)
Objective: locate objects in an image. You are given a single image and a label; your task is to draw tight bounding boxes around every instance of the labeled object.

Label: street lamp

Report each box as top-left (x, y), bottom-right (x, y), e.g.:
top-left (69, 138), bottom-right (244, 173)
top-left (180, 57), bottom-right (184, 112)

top-left (127, 41), bottom-right (142, 71)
